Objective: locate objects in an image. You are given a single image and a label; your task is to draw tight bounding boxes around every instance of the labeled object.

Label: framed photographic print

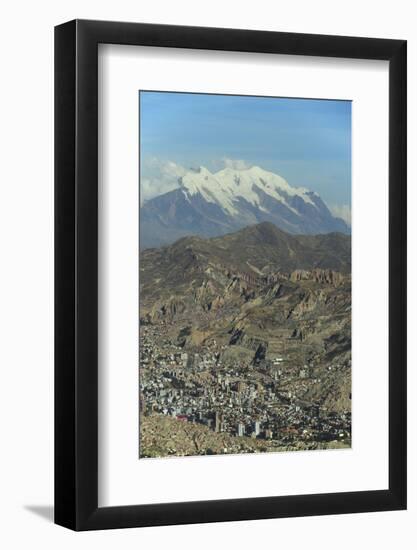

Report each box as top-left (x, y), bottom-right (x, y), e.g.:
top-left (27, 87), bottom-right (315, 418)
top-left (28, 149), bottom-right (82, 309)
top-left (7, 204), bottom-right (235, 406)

top-left (55, 20), bottom-right (407, 530)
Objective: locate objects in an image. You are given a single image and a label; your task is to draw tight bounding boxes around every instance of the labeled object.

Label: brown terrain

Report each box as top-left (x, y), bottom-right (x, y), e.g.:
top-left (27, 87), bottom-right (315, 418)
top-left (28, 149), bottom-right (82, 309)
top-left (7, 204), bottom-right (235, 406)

top-left (139, 222), bottom-right (351, 458)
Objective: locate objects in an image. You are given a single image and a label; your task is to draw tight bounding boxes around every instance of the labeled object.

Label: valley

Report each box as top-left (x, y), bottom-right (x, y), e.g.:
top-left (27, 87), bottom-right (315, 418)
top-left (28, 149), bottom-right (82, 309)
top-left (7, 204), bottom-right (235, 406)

top-left (139, 222), bottom-right (351, 458)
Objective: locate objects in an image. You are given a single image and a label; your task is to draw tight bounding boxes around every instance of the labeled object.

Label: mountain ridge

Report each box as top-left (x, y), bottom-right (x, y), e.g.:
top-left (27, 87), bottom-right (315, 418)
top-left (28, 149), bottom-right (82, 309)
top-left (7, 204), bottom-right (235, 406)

top-left (140, 165), bottom-right (350, 249)
top-left (139, 222), bottom-right (351, 310)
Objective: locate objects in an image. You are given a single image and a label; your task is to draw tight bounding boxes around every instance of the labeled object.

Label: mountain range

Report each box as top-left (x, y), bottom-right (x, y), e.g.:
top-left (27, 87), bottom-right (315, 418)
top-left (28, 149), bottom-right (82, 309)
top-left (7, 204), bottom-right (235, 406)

top-left (140, 165), bottom-right (350, 249)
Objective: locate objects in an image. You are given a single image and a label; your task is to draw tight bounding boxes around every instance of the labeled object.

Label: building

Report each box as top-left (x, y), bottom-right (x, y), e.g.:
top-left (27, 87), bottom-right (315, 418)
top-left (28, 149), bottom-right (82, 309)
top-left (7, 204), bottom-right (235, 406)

top-left (215, 412), bottom-right (224, 433)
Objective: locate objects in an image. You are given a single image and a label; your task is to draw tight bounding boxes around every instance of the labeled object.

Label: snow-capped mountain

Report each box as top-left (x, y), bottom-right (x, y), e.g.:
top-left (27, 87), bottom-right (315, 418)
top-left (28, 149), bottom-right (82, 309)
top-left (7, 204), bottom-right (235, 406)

top-left (140, 165), bottom-right (350, 249)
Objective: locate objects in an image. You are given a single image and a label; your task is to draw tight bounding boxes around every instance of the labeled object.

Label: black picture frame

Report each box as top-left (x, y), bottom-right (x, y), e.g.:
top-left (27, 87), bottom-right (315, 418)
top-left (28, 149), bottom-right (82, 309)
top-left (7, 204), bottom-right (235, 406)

top-left (55, 19), bottom-right (407, 531)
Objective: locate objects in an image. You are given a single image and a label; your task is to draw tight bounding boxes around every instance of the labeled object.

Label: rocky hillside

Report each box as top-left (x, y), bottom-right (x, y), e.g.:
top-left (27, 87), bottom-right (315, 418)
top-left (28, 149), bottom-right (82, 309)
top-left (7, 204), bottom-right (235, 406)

top-left (140, 223), bottom-right (351, 415)
top-left (140, 222), bottom-right (350, 305)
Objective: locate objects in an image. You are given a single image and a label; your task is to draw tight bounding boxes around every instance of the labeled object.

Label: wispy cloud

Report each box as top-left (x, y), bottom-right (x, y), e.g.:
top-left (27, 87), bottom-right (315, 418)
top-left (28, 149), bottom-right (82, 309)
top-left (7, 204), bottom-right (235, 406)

top-left (221, 157), bottom-right (252, 170)
top-left (140, 157), bottom-right (186, 203)
top-left (328, 203), bottom-right (351, 226)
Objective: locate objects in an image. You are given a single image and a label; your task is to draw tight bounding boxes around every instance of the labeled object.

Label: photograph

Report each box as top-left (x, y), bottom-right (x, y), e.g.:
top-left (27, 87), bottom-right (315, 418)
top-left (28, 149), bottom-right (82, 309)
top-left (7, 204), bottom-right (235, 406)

top-left (139, 91), bottom-right (352, 458)
top-left (0, 0), bottom-right (410, 543)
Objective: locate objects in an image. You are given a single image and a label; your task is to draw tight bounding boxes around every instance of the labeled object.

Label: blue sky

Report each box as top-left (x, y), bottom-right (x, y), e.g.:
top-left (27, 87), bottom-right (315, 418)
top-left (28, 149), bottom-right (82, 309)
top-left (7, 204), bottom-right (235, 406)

top-left (140, 91), bottom-right (351, 221)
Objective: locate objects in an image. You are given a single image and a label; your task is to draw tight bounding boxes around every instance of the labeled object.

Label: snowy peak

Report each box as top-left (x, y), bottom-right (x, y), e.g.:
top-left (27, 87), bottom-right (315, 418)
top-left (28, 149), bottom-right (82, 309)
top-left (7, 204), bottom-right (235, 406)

top-left (141, 165), bottom-right (350, 249)
top-left (179, 165), bottom-right (317, 216)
